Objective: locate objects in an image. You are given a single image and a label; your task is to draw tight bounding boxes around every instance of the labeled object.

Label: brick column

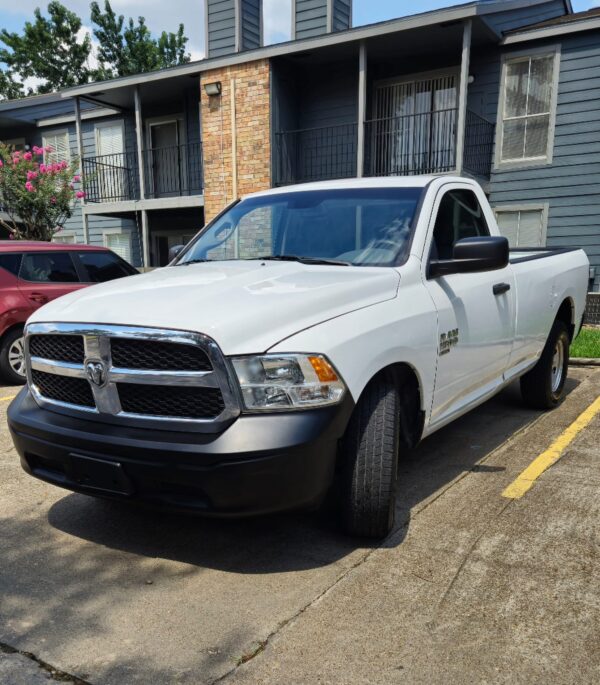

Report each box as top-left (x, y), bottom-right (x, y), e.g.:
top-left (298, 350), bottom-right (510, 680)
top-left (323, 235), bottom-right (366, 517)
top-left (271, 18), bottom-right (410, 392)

top-left (201, 59), bottom-right (271, 222)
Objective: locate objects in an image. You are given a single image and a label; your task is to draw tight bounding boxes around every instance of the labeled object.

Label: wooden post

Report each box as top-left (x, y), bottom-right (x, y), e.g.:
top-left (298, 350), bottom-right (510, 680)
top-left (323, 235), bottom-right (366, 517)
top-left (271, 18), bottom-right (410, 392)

top-left (134, 86), bottom-right (150, 266)
top-left (74, 97), bottom-right (89, 243)
top-left (357, 41), bottom-right (367, 178)
top-left (456, 19), bottom-right (472, 175)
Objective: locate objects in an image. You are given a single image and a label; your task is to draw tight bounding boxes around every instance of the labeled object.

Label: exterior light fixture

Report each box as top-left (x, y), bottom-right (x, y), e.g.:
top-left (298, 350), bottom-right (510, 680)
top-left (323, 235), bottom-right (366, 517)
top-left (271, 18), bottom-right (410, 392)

top-left (204, 81), bottom-right (222, 97)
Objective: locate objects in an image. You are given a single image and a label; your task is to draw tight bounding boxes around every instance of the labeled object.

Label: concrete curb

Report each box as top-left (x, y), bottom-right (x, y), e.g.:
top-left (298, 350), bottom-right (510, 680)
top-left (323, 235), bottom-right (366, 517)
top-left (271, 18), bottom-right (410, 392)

top-left (570, 358), bottom-right (600, 367)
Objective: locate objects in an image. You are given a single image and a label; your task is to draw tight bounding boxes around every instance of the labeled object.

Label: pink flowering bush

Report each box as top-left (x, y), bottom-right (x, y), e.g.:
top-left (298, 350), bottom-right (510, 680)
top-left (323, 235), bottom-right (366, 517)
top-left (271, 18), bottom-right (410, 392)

top-left (0, 142), bottom-right (86, 241)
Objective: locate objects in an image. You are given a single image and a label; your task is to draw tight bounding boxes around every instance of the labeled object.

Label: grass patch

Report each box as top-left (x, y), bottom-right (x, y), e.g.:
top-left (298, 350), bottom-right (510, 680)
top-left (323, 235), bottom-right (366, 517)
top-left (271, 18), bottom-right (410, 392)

top-left (571, 326), bottom-right (600, 359)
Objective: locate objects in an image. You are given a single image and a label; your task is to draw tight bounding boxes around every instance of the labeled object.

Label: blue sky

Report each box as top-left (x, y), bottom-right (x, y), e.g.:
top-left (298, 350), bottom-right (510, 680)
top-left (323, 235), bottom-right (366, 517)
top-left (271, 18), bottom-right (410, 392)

top-left (0, 0), bottom-right (597, 63)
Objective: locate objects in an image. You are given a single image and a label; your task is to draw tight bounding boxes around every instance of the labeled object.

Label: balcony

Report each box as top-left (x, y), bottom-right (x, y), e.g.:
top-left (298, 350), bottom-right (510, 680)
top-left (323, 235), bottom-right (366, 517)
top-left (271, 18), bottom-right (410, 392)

top-left (273, 110), bottom-right (495, 186)
top-left (83, 142), bottom-right (203, 204)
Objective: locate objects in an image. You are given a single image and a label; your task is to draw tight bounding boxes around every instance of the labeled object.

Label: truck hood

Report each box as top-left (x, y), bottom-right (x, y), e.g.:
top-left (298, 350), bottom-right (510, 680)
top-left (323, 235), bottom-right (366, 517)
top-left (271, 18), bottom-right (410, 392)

top-left (29, 261), bottom-right (400, 354)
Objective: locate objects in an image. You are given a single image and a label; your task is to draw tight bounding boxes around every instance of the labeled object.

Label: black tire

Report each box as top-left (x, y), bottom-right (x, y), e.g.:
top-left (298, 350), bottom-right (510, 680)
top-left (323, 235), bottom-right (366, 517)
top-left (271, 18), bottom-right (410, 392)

top-left (520, 320), bottom-right (570, 410)
top-left (339, 372), bottom-right (400, 539)
top-left (0, 328), bottom-right (27, 386)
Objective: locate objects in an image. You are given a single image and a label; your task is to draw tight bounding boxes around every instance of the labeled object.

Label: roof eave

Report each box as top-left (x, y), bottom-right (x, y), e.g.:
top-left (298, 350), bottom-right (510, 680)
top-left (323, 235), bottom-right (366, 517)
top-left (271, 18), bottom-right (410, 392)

top-left (60, 2), bottom-right (487, 99)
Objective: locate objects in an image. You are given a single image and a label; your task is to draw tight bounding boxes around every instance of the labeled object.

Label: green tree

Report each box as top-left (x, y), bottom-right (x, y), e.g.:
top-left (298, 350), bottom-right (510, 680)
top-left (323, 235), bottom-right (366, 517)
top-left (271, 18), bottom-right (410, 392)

top-left (0, 142), bottom-right (84, 241)
top-left (0, 2), bottom-right (91, 95)
top-left (0, 70), bottom-right (24, 102)
top-left (90, 0), bottom-right (190, 79)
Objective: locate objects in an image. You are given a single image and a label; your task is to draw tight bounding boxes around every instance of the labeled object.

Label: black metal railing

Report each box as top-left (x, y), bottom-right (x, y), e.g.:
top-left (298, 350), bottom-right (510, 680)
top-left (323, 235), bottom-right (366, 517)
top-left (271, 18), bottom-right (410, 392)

top-left (274, 108), bottom-right (495, 186)
top-left (364, 108), bottom-right (458, 177)
top-left (83, 152), bottom-right (139, 203)
top-left (274, 123), bottom-right (357, 186)
top-left (142, 141), bottom-right (203, 199)
top-left (463, 110), bottom-right (495, 179)
top-left (83, 142), bottom-right (203, 203)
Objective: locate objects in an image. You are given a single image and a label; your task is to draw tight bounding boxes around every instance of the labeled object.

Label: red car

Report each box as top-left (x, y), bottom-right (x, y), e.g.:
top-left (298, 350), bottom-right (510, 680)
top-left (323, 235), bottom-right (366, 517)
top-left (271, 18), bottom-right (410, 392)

top-left (0, 241), bottom-right (137, 384)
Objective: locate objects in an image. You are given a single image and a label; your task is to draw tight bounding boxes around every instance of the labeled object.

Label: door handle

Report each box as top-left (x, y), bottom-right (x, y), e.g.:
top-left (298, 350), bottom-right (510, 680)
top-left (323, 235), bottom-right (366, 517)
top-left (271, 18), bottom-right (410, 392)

top-left (29, 292), bottom-right (49, 304)
top-left (493, 283), bottom-right (511, 296)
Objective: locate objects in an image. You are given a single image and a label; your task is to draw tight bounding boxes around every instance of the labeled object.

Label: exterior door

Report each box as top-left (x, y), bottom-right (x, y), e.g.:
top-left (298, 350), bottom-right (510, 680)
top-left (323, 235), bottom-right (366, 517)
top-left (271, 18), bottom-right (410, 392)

top-left (149, 121), bottom-right (181, 198)
top-left (372, 73), bottom-right (458, 175)
top-left (424, 186), bottom-right (516, 427)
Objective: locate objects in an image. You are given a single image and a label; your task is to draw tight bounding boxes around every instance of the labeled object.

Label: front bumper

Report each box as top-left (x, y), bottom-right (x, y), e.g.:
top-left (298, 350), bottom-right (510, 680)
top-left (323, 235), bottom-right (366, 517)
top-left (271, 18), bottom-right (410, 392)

top-left (8, 388), bottom-right (354, 517)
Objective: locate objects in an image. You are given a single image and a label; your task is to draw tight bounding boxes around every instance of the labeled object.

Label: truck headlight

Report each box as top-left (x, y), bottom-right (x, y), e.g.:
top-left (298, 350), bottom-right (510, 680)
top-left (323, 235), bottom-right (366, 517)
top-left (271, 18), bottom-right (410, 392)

top-left (231, 354), bottom-right (346, 410)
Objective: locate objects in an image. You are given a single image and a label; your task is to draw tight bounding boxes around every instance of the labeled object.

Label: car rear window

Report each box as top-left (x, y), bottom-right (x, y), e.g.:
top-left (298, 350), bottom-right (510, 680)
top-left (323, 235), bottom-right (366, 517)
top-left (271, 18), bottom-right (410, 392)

top-left (77, 251), bottom-right (136, 283)
top-left (0, 253), bottom-right (22, 276)
top-left (20, 252), bottom-right (79, 283)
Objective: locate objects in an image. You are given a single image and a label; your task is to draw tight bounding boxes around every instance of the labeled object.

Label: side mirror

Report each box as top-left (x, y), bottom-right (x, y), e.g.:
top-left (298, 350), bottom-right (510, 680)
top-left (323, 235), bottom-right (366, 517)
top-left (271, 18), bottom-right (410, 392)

top-left (168, 244), bottom-right (185, 262)
top-left (429, 236), bottom-right (509, 278)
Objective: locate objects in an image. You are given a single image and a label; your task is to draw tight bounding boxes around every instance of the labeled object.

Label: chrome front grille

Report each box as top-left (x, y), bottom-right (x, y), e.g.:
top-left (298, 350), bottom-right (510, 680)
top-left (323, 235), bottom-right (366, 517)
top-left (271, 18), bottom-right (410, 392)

top-left (29, 334), bottom-right (85, 364)
top-left (31, 369), bottom-right (95, 408)
top-left (111, 338), bottom-right (212, 371)
top-left (25, 323), bottom-right (240, 429)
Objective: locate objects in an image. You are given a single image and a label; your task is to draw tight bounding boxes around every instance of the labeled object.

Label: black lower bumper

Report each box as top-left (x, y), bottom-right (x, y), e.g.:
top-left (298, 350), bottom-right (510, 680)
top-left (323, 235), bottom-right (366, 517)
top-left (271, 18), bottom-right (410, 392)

top-left (8, 389), bottom-right (354, 517)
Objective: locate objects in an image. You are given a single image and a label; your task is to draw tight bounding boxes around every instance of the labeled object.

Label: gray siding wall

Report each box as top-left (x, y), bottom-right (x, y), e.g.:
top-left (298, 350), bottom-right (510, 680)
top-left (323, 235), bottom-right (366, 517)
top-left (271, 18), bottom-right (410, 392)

top-left (297, 61), bottom-right (357, 129)
top-left (241, 0), bottom-right (261, 51)
top-left (471, 31), bottom-right (600, 292)
top-left (206, 0), bottom-right (236, 58)
top-left (294, 0), bottom-right (328, 39)
top-left (332, 0), bottom-right (352, 33)
top-left (29, 122), bottom-right (141, 265)
top-left (483, 0), bottom-right (565, 34)
top-left (206, 0), bottom-right (261, 57)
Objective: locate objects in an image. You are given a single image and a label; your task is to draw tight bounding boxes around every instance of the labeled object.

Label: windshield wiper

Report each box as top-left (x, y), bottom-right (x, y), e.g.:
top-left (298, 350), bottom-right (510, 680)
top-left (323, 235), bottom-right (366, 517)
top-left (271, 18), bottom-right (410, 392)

top-left (258, 254), bottom-right (350, 266)
top-left (175, 258), bottom-right (211, 266)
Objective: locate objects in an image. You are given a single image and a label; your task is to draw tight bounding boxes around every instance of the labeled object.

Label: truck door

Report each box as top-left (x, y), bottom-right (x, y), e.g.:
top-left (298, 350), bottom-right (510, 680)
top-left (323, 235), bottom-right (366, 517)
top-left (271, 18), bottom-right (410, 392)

top-left (424, 186), bottom-right (516, 427)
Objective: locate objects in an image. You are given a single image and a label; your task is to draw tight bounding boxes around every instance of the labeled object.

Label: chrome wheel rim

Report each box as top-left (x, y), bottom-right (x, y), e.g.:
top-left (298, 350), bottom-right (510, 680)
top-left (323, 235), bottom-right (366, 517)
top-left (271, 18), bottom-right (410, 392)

top-left (551, 339), bottom-right (564, 393)
top-left (8, 336), bottom-right (26, 377)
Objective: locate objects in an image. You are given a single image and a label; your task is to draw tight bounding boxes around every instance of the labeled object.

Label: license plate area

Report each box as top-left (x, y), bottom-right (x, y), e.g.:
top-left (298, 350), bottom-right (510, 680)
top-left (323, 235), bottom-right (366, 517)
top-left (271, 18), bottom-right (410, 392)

top-left (70, 454), bottom-right (133, 496)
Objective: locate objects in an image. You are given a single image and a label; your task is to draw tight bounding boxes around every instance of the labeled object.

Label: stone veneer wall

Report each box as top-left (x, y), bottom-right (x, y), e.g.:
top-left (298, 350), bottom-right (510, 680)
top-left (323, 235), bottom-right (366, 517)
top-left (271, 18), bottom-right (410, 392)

top-left (201, 59), bottom-right (271, 222)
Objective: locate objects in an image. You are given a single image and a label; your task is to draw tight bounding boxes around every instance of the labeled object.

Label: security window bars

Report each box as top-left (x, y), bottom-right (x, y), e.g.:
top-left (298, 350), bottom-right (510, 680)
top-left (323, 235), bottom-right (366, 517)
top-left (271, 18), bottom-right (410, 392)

top-left (500, 53), bottom-right (557, 164)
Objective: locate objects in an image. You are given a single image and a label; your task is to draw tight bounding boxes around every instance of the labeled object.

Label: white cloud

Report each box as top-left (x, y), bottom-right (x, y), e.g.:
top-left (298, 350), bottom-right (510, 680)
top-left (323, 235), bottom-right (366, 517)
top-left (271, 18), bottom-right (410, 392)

top-left (263, 0), bottom-right (292, 44)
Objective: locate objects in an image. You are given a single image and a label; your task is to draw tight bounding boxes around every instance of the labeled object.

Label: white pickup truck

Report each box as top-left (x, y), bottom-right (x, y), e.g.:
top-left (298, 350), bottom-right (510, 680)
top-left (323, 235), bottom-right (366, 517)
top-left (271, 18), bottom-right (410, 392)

top-left (8, 176), bottom-right (589, 538)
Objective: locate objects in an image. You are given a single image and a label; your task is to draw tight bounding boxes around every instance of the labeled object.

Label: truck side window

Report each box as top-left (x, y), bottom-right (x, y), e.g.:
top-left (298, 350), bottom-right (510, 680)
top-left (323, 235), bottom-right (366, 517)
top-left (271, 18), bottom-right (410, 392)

top-left (432, 189), bottom-right (490, 260)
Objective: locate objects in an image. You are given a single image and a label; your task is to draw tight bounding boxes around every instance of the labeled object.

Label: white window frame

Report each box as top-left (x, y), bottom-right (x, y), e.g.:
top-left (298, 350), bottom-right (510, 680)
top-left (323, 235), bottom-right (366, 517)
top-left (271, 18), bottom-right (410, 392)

top-left (94, 119), bottom-right (125, 157)
top-left (494, 203), bottom-right (549, 247)
top-left (42, 129), bottom-right (71, 165)
top-left (495, 45), bottom-right (561, 170)
top-left (51, 230), bottom-right (79, 244)
top-left (103, 229), bottom-right (132, 262)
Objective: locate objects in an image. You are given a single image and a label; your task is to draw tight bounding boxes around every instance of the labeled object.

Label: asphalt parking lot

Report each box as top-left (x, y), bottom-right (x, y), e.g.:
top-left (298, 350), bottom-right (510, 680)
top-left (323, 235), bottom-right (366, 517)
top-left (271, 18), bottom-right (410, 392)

top-left (1, 368), bottom-right (599, 685)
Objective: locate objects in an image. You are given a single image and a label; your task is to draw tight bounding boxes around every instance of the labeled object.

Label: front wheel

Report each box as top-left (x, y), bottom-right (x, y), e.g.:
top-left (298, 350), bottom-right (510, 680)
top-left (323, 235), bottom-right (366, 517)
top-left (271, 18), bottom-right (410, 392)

top-left (520, 320), bottom-right (570, 410)
top-left (0, 329), bottom-right (27, 385)
top-left (338, 373), bottom-right (400, 539)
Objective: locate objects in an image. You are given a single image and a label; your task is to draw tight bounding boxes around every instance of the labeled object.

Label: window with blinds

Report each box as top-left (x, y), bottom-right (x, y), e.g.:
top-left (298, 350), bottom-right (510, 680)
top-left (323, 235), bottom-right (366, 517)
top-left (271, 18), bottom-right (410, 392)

top-left (42, 131), bottom-right (71, 165)
top-left (104, 232), bottom-right (132, 263)
top-left (499, 52), bottom-right (558, 164)
top-left (52, 234), bottom-right (77, 244)
top-left (495, 208), bottom-right (546, 247)
top-left (96, 123), bottom-right (124, 157)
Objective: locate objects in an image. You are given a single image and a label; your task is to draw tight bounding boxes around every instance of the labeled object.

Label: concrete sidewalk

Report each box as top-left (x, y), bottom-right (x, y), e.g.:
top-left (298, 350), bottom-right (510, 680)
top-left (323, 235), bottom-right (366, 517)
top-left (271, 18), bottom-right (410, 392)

top-left (0, 368), bottom-right (599, 684)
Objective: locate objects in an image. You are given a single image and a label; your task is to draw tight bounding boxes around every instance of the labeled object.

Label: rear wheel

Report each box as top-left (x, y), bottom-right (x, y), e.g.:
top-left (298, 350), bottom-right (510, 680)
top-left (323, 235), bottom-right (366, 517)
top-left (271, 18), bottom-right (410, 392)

top-left (0, 328), bottom-right (27, 385)
top-left (520, 320), bottom-right (569, 410)
top-left (339, 373), bottom-right (400, 539)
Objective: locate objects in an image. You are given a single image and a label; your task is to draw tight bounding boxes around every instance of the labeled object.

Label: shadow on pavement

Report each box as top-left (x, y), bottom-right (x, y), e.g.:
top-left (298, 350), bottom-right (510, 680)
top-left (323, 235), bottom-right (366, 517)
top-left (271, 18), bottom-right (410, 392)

top-left (45, 377), bottom-right (579, 572)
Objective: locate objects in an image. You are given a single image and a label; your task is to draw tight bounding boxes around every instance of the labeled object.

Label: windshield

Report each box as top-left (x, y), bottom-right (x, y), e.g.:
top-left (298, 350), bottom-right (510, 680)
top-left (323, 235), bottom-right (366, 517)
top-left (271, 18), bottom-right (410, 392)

top-left (175, 187), bottom-right (423, 267)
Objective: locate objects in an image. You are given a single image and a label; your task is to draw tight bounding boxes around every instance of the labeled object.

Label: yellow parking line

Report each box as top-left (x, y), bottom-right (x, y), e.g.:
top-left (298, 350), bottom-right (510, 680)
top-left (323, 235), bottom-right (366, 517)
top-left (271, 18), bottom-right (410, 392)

top-left (0, 395), bottom-right (16, 403)
top-left (503, 395), bottom-right (600, 499)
